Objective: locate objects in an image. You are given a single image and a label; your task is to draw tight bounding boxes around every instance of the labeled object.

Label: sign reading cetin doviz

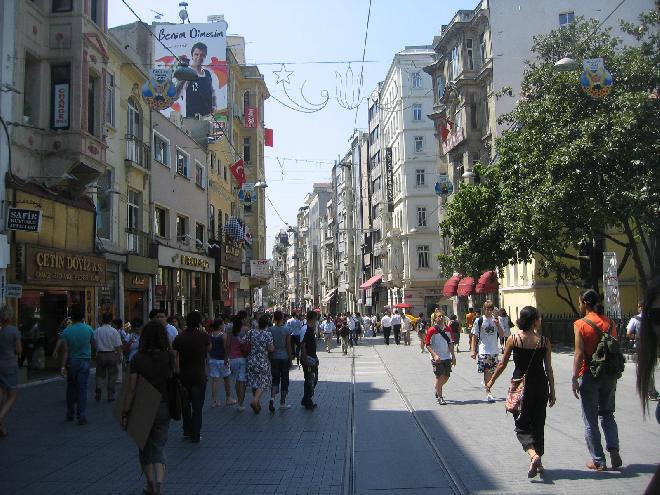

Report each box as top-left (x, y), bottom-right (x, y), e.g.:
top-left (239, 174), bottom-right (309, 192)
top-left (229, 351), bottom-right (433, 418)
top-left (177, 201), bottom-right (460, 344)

top-left (153, 21), bottom-right (229, 124)
top-left (25, 246), bottom-right (107, 286)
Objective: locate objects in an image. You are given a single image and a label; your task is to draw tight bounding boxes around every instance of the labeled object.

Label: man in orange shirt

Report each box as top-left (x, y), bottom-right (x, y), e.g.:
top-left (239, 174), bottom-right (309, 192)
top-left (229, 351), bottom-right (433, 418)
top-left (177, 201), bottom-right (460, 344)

top-left (465, 308), bottom-right (476, 334)
top-left (572, 289), bottom-right (622, 471)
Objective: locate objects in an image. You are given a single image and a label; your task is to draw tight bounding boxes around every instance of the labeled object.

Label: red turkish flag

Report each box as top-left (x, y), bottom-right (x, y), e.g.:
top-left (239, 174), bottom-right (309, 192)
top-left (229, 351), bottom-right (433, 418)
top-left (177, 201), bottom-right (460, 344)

top-left (265, 128), bottom-right (274, 147)
top-left (230, 159), bottom-right (246, 188)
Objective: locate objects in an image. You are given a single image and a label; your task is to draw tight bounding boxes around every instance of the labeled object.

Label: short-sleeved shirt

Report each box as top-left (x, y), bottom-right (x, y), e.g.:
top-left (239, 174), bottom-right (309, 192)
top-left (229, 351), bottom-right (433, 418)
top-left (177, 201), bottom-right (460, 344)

top-left (165, 324), bottom-right (179, 344)
top-left (94, 324), bottom-right (122, 352)
top-left (321, 321), bottom-right (335, 334)
top-left (0, 325), bottom-right (20, 368)
top-left (381, 315), bottom-right (392, 328)
top-left (286, 318), bottom-right (303, 339)
top-left (130, 350), bottom-right (172, 400)
top-left (425, 325), bottom-right (452, 361)
top-left (269, 324), bottom-right (291, 360)
top-left (574, 312), bottom-right (617, 377)
top-left (471, 316), bottom-right (499, 355)
top-left (347, 318), bottom-right (355, 331)
top-left (63, 322), bottom-right (95, 360)
top-left (173, 329), bottom-right (211, 385)
top-left (391, 314), bottom-right (402, 326)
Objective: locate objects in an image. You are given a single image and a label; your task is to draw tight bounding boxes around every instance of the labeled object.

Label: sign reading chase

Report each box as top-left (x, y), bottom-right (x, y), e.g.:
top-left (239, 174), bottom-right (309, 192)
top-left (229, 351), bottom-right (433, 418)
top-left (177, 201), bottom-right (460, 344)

top-left (26, 246), bottom-right (107, 286)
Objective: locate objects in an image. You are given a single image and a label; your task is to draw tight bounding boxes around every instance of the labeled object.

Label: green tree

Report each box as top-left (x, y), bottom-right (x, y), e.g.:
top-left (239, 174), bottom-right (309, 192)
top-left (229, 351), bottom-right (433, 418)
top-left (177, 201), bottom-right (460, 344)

top-left (438, 13), bottom-right (660, 314)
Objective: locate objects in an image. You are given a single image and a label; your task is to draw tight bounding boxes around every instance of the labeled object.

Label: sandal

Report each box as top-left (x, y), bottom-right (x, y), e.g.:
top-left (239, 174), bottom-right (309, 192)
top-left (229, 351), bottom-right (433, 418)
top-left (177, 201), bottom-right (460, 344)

top-left (528, 455), bottom-right (541, 478)
top-left (250, 402), bottom-right (261, 414)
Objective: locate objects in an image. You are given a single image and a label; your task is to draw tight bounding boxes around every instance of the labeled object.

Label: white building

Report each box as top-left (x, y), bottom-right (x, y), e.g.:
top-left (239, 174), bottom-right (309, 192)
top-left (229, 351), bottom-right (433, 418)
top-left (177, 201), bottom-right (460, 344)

top-left (376, 46), bottom-right (443, 316)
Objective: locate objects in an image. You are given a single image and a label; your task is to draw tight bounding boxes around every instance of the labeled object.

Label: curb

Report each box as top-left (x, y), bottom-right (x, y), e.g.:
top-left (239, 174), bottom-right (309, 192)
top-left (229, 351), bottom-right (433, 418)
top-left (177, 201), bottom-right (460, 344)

top-left (18, 368), bottom-right (97, 389)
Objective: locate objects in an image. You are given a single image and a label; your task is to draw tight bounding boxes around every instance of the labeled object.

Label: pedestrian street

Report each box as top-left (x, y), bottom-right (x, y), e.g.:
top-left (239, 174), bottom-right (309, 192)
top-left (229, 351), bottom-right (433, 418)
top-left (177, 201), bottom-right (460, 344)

top-left (0, 333), bottom-right (657, 494)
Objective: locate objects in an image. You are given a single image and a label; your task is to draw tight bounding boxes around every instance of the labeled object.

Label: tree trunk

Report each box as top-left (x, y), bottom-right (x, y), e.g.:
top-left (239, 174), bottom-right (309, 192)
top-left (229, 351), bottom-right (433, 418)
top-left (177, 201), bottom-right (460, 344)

top-left (622, 218), bottom-right (649, 293)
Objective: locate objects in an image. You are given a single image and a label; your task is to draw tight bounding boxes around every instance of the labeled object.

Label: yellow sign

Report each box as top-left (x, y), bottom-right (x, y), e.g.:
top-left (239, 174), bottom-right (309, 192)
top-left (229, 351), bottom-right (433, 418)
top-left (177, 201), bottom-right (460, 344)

top-left (180, 255), bottom-right (210, 270)
top-left (25, 246), bottom-right (107, 286)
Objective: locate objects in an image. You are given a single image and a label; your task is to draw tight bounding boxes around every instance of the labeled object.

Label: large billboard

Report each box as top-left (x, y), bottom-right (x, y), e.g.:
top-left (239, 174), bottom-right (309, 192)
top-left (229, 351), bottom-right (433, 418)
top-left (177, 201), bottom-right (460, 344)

top-left (153, 21), bottom-right (229, 131)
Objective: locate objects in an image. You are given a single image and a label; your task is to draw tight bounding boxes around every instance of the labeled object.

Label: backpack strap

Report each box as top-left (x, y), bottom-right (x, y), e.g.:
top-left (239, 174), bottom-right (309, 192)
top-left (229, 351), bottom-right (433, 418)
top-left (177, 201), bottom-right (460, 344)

top-left (581, 317), bottom-right (608, 337)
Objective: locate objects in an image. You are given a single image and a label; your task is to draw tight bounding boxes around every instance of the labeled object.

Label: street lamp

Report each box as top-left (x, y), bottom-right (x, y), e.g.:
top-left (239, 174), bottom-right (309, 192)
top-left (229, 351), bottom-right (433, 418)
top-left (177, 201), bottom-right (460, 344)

top-left (554, 54), bottom-right (580, 72)
top-left (254, 181), bottom-right (268, 189)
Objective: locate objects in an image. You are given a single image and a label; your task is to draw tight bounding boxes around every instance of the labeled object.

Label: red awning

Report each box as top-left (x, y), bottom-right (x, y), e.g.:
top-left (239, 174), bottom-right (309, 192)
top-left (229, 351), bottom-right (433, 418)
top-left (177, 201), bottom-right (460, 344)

top-left (360, 274), bottom-right (382, 290)
top-left (393, 303), bottom-right (413, 309)
top-left (442, 275), bottom-right (462, 297)
top-left (457, 277), bottom-right (476, 297)
top-left (476, 270), bottom-right (498, 294)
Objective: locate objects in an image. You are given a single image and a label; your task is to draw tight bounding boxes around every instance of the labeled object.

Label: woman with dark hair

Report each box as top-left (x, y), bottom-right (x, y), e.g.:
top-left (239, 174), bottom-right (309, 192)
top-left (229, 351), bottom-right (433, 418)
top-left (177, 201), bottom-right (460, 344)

top-left (121, 321), bottom-right (173, 495)
top-left (486, 306), bottom-right (556, 478)
top-left (246, 314), bottom-right (274, 414)
top-left (638, 276), bottom-right (660, 495)
top-left (226, 315), bottom-right (249, 411)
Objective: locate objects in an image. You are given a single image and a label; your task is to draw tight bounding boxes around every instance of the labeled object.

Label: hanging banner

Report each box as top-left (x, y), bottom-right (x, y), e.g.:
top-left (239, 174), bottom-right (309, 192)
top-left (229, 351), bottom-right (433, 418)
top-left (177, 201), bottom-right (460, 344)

top-left (434, 174), bottom-right (454, 196)
top-left (250, 259), bottom-right (270, 279)
top-left (239, 182), bottom-right (256, 204)
top-left (141, 68), bottom-right (177, 110)
top-left (153, 21), bottom-right (229, 121)
top-left (603, 251), bottom-right (621, 319)
top-left (244, 106), bottom-right (258, 128)
top-left (53, 83), bottom-right (70, 129)
top-left (385, 147), bottom-right (394, 212)
top-left (230, 159), bottom-right (246, 188)
top-left (580, 58), bottom-right (613, 99)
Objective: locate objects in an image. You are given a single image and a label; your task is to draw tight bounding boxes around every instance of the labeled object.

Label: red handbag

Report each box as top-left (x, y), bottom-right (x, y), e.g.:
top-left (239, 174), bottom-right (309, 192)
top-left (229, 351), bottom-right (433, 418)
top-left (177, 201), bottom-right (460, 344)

top-left (505, 337), bottom-right (541, 415)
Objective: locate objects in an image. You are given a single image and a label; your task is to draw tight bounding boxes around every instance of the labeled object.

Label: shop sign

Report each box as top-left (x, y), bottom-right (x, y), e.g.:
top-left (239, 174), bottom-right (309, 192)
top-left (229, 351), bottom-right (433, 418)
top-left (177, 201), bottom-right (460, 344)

top-left (385, 147), bottom-right (394, 213)
top-left (181, 255), bottom-right (210, 270)
top-left (53, 83), bottom-right (70, 129)
top-left (5, 284), bottom-right (22, 298)
top-left (220, 242), bottom-right (242, 270)
top-left (7, 208), bottom-right (41, 232)
top-left (124, 272), bottom-right (149, 290)
top-left (25, 246), bottom-right (106, 286)
top-left (250, 259), bottom-right (270, 279)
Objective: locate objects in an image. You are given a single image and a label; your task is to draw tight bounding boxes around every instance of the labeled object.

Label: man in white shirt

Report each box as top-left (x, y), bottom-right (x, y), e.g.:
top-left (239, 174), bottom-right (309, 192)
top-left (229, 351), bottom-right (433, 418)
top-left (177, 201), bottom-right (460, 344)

top-left (346, 313), bottom-right (356, 346)
top-left (391, 311), bottom-right (402, 345)
top-left (94, 313), bottom-right (122, 402)
top-left (381, 311), bottom-right (392, 345)
top-left (425, 314), bottom-right (456, 405)
top-left (287, 313), bottom-right (303, 367)
top-left (362, 314), bottom-right (372, 338)
top-left (471, 300), bottom-right (504, 402)
top-left (320, 315), bottom-right (336, 352)
top-left (150, 308), bottom-right (178, 344)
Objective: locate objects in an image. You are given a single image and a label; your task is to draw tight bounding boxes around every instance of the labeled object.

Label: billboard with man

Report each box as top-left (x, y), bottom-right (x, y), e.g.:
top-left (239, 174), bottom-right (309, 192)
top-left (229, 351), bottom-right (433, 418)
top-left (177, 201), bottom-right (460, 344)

top-left (153, 21), bottom-right (229, 130)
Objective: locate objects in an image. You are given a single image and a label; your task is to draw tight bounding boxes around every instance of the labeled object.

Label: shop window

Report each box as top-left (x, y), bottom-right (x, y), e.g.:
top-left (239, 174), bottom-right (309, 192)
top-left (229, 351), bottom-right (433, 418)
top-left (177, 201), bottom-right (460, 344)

top-left (51, 64), bottom-right (71, 129)
top-left (154, 206), bottom-right (168, 238)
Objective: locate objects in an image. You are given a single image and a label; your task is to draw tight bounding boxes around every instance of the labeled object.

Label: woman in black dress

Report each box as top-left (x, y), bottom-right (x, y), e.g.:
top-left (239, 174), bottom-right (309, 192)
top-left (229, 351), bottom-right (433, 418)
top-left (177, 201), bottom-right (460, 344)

top-left (486, 306), bottom-right (556, 478)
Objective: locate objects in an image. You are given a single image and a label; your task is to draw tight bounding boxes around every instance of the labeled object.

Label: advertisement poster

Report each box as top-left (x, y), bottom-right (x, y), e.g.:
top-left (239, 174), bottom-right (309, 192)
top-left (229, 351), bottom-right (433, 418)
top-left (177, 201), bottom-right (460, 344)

top-left (250, 259), bottom-right (270, 279)
top-left (603, 251), bottom-right (621, 319)
top-left (153, 21), bottom-right (229, 123)
top-left (239, 183), bottom-right (256, 204)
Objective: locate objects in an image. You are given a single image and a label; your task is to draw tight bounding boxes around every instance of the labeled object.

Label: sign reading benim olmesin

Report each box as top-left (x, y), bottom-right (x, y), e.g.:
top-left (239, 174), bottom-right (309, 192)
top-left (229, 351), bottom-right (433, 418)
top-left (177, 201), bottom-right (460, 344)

top-left (7, 208), bottom-right (42, 232)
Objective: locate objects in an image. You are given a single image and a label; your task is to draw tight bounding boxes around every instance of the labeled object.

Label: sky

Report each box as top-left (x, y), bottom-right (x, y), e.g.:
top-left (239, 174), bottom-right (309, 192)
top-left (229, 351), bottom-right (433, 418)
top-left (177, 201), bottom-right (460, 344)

top-left (108, 0), bottom-right (478, 255)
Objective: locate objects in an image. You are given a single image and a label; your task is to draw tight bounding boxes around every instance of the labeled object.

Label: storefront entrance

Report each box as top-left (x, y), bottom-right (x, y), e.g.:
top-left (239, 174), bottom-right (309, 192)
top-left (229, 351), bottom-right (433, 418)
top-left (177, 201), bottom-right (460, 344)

top-left (124, 290), bottom-right (145, 326)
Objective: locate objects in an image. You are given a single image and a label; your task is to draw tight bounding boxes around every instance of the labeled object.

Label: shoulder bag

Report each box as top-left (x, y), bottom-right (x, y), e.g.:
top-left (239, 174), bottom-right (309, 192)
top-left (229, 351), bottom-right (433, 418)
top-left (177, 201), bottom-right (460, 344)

top-left (505, 336), bottom-right (541, 415)
top-left (167, 351), bottom-right (186, 421)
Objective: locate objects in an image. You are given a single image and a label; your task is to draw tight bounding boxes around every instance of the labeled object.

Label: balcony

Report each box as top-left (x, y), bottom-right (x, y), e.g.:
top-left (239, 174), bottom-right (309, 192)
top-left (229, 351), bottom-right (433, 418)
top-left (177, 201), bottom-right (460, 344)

top-left (125, 228), bottom-right (152, 257)
top-left (125, 134), bottom-right (151, 172)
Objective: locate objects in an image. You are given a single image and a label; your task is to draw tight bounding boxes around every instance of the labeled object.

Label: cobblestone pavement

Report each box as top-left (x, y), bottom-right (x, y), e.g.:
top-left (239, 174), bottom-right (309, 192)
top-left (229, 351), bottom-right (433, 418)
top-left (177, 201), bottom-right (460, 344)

top-left (0, 333), bottom-right (658, 494)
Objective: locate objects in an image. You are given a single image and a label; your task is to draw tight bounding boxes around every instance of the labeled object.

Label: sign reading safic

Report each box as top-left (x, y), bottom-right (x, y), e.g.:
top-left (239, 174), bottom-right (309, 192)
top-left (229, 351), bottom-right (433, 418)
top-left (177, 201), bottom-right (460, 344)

top-left (25, 246), bottom-right (107, 286)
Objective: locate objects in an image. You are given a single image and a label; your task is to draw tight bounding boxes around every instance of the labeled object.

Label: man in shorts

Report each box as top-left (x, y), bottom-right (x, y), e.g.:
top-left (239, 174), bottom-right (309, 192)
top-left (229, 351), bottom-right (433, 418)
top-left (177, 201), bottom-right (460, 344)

top-left (470, 300), bottom-right (504, 403)
top-left (425, 314), bottom-right (456, 405)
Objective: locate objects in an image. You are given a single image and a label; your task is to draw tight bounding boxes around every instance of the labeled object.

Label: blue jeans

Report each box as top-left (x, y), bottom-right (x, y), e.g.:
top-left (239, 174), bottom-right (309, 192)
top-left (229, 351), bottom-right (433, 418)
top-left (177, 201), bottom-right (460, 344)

top-left (66, 359), bottom-right (91, 420)
top-left (579, 370), bottom-right (619, 465)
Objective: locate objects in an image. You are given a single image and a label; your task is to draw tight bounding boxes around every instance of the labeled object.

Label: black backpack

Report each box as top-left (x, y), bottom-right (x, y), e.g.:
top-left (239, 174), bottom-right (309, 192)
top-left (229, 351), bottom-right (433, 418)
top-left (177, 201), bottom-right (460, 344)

top-left (582, 317), bottom-right (625, 379)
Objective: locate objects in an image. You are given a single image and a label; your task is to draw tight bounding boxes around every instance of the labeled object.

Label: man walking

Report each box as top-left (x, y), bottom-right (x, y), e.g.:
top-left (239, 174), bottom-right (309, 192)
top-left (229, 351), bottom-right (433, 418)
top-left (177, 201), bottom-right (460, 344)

top-left (381, 311), bottom-right (392, 345)
top-left (573, 290), bottom-right (623, 471)
top-left (94, 313), bottom-right (122, 402)
top-left (391, 310), bottom-right (402, 345)
top-left (425, 314), bottom-right (456, 405)
top-left (60, 304), bottom-right (95, 425)
top-left (150, 308), bottom-right (178, 344)
top-left (173, 312), bottom-right (211, 443)
top-left (470, 301), bottom-right (504, 402)
top-left (321, 315), bottom-right (335, 352)
top-left (269, 311), bottom-right (292, 411)
top-left (300, 310), bottom-right (319, 410)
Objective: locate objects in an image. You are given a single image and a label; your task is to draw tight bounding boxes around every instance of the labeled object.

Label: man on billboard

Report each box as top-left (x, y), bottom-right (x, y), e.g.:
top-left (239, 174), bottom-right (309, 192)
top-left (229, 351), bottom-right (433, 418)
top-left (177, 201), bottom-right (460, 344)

top-left (175, 42), bottom-right (216, 118)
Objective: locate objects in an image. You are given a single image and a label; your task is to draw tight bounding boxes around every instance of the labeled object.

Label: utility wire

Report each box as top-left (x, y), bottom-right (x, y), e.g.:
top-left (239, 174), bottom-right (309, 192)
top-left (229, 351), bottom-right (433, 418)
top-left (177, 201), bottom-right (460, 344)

top-left (354, 0), bottom-right (374, 127)
top-left (266, 194), bottom-right (291, 226)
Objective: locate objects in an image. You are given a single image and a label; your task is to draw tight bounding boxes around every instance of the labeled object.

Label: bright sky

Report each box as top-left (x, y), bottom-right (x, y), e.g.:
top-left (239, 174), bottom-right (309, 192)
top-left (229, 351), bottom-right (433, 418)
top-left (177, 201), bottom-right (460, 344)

top-left (108, 0), bottom-right (477, 256)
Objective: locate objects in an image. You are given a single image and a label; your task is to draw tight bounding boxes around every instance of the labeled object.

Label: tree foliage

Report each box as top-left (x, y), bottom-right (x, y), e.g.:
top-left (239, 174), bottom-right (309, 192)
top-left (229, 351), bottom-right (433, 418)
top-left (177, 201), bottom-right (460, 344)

top-left (438, 13), bottom-right (660, 313)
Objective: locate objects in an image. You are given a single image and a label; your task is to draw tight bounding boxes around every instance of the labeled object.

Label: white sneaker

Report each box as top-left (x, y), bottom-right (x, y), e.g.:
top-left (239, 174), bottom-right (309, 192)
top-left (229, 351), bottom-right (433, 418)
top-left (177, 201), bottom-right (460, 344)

top-left (279, 404), bottom-right (291, 410)
top-left (486, 394), bottom-right (495, 403)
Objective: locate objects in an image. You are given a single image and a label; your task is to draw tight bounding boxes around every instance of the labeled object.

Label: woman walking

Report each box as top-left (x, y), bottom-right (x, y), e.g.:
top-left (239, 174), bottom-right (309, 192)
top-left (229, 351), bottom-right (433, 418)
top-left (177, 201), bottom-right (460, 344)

top-left (246, 315), bottom-right (274, 414)
top-left (208, 318), bottom-right (234, 407)
top-left (226, 315), bottom-right (249, 411)
top-left (486, 306), bottom-right (556, 478)
top-left (0, 306), bottom-right (21, 437)
top-left (121, 321), bottom-right (173, 495)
